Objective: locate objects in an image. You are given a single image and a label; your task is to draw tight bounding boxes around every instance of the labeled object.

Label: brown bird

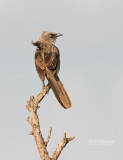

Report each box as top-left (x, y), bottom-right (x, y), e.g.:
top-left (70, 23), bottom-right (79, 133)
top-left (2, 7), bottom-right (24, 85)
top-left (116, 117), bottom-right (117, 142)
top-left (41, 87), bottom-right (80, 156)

top-left (32, 31), bottom-right (71, 109)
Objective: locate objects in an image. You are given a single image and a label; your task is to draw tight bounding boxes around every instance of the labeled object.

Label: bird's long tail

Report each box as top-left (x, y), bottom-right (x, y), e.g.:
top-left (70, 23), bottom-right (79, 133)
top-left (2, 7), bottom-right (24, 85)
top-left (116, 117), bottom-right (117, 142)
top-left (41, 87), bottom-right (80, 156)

top-left (46, 68), bottom-right (72, 109)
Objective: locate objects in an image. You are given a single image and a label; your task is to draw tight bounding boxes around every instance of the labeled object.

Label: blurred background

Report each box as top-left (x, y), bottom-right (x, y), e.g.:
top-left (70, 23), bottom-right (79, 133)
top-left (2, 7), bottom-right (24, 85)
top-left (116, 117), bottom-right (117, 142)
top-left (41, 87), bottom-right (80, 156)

top-left (0, 0), bottom-right (123, 159)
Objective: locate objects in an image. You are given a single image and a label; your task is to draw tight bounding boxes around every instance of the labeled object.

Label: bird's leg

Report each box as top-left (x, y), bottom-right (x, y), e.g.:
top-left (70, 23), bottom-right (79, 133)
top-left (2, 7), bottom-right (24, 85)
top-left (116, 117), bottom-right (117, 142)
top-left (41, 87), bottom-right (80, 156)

top-left (42, 81), bottom-right (50, 94)
top-left (42, 81), bottom-right (45, 90)
top-left (46, 82), bottom-right (51, 94)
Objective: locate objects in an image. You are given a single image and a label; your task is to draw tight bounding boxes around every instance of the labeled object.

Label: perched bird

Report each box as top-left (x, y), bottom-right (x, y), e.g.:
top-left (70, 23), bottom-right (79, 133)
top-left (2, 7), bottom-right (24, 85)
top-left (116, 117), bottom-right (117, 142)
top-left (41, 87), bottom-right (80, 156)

top-left (32, 31), bottom-right (71, 109)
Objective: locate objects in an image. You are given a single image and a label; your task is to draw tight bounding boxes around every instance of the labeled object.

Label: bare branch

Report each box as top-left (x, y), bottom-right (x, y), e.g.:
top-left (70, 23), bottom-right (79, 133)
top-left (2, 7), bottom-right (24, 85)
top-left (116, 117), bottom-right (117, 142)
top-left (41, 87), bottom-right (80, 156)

top-left (26, 83), bottom-right (75, 160)
top-left (52, 133), bottom-right (75, 160)
top-left (36, 84), bottom-right (51, 104)
top-left (28, 131), bottom-right (34, 135)
top-left (26, 116), bottom-right (32, 125)
top-left (45, 127), bottom-right (52, 147)
top-left (68, 136), bottom-right (75, 141)
top-left (26, 85), bottom-right (51, 160)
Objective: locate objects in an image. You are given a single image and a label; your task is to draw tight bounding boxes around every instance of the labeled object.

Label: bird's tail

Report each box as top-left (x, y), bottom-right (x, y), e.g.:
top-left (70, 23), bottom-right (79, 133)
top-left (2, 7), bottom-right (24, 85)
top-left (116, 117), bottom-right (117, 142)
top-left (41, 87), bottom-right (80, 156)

top-left (46, 68), bottom-right (72, 109)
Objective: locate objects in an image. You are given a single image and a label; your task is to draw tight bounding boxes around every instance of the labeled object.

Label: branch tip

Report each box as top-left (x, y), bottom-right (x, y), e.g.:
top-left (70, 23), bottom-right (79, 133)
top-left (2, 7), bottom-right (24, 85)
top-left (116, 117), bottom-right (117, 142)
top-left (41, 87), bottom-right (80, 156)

top-left (26, 116), bottom-right (32, 125)
top-left (63, 132), bottom-right (66, 140)
top-left (30, 96), bottom-right (34, 101)
top-left (68, 136), bottom-right (75, 141)
top-left (28, 131), bottom-right (34, 135)
top-left (45, 127), bottom-right (52, 147)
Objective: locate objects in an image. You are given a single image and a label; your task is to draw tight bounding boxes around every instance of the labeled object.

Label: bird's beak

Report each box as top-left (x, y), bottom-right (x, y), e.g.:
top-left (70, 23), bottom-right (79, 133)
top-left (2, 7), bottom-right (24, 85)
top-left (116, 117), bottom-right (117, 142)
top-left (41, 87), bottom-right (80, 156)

top-left (56, 33), bottom-right (63, 37)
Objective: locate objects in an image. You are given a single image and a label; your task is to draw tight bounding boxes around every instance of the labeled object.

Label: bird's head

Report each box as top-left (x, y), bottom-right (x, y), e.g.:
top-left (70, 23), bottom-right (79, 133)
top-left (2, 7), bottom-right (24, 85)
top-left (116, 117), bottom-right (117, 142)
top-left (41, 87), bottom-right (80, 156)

top-left (38, 31), bottom-right (63, 44)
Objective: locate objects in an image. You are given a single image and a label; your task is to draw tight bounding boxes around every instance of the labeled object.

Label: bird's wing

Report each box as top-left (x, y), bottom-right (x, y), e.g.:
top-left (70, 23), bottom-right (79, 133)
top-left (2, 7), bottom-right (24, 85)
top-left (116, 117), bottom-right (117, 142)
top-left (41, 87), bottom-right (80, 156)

top-left (35, 48), bottom-right (45, 70)
top-left (43, 45), bottom-right (60, 71)
top-left (35, 63), bottom-right (45, 82)
top-left (34, 48), bottom-right (46, 83)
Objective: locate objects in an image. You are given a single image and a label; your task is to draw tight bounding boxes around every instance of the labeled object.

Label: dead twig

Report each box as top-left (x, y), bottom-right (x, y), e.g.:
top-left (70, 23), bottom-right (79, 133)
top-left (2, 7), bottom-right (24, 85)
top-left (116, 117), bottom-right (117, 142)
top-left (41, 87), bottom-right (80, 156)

top-left (52, 133), bottom-right (75, 160)
top-left (26, 84), bottom-right (75, 160)
top-left (45, 127), bottom-right (52, 147)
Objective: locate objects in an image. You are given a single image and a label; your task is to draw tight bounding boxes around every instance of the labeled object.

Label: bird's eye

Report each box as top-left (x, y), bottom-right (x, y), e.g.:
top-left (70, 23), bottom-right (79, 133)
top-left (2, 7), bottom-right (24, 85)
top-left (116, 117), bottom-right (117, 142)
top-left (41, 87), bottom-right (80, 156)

top-left (49, 34), bottom-right (52, 38)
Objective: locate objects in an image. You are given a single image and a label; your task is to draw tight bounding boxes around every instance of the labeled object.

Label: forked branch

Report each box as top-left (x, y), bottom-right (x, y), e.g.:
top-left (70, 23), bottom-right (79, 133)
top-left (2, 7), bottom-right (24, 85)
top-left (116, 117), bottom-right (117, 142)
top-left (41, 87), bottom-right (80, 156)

top-left (26, 84), bottom-right (75, 160)
top-left (52, 133), bottom-right (75, 160)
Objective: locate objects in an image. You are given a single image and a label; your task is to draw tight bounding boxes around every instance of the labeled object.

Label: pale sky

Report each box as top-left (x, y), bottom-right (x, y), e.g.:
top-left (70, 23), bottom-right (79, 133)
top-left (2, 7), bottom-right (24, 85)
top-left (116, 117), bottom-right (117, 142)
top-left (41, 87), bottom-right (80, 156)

top-left (0, 0), bottom-right (123, 160)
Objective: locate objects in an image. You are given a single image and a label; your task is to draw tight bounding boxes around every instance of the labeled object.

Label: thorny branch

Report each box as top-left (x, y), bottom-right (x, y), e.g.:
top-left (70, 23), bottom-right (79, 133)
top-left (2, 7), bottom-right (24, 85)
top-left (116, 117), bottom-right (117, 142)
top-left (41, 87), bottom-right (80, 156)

top-left (26, 84), bottom-right (75, 160)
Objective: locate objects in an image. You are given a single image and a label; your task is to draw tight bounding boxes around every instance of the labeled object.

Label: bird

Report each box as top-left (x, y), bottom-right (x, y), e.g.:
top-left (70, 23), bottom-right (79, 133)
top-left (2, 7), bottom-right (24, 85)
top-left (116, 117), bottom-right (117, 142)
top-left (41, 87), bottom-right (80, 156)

top-left (32, 31), bottom-right (71, 109)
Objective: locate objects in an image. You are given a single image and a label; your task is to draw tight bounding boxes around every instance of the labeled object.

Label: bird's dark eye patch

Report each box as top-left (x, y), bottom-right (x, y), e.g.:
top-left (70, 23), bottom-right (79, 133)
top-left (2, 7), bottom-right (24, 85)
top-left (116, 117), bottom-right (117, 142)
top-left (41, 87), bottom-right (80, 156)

top-left (49, 34), bottom-right (55, 38)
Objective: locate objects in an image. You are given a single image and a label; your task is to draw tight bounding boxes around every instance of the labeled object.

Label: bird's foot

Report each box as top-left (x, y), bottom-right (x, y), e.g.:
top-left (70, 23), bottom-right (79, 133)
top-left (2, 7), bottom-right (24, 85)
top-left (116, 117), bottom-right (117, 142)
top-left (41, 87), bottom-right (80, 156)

top-left (42, 83), bottom-right (50, 94)
top-left (42, 84), bottom-right (45, 90)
